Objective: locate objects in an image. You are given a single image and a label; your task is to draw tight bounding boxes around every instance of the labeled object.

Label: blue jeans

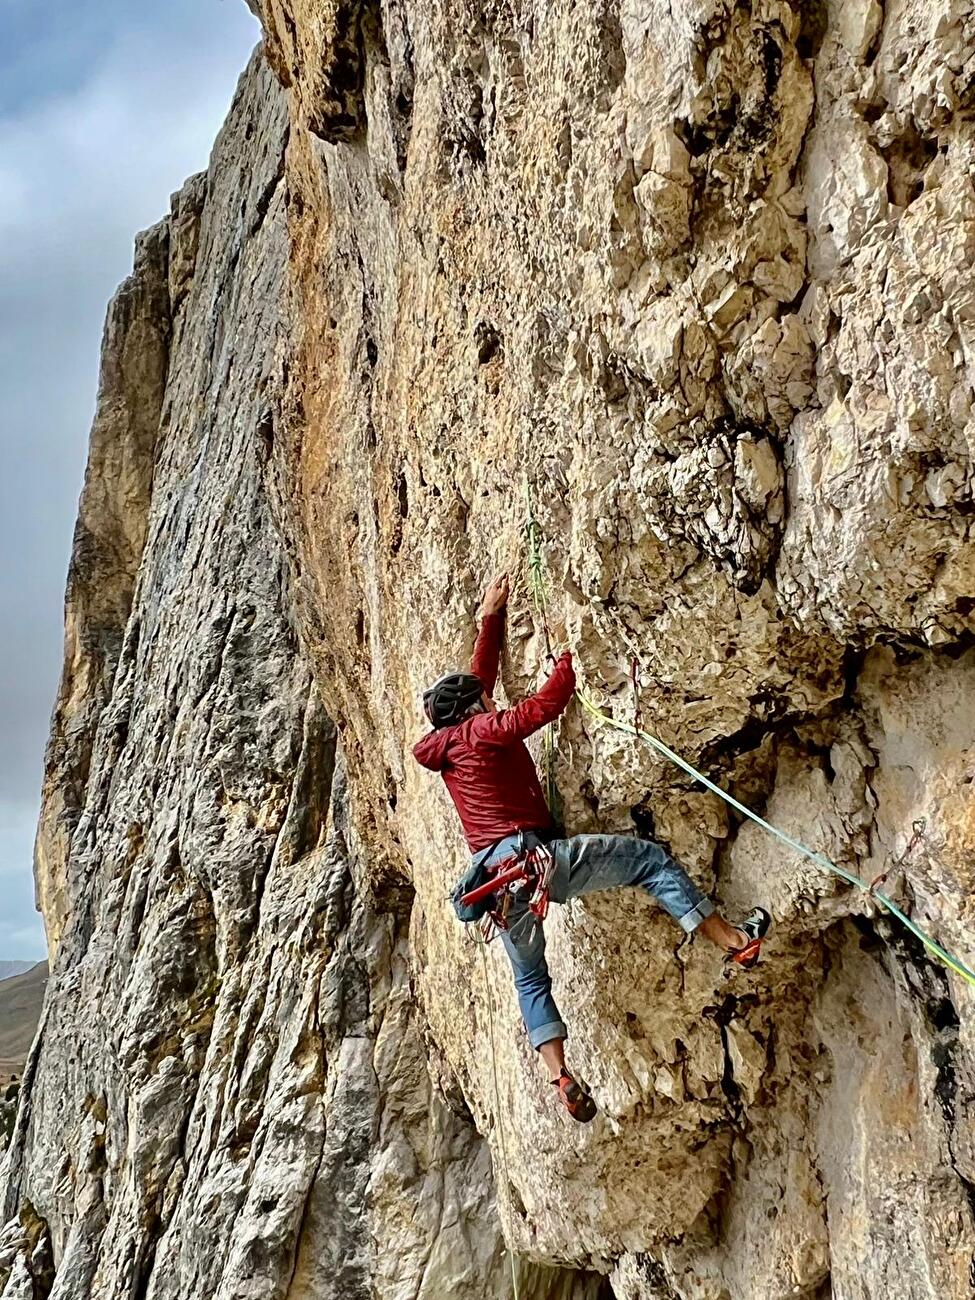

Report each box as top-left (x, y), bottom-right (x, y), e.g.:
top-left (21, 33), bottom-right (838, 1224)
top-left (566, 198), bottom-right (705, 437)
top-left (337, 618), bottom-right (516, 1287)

top-left (479, 832), bottom-right (715, 1049)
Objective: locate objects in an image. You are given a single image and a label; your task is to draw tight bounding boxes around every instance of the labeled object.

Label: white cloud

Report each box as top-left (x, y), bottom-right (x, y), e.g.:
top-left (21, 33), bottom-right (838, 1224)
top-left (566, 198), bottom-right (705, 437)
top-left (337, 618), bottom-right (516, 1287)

top-left (0, 3), bottom-right (260, 960)
top-left (0, 801), bottom-right (45, 960)
top-left (0, 21), bottom-right (258, 260)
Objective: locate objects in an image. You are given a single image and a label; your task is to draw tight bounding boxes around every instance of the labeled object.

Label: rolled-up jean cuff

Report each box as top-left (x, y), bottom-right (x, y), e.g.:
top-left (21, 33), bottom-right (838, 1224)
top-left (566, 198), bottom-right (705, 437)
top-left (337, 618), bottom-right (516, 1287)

top-left (529, 1019), bottom-right (568, 1049)
top-left (677, 897), bottom-right (715, 933)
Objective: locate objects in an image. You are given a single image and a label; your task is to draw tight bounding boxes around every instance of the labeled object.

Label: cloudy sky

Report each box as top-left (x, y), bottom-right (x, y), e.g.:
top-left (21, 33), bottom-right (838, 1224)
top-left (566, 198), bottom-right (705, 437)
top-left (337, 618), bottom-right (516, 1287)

top-left (0, 0), bottom-right (260, 960)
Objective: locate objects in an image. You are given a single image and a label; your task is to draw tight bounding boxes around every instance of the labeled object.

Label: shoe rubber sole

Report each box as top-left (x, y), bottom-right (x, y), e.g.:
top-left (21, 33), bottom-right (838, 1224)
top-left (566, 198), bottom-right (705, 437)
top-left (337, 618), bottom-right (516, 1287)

top-left (728, 907), bottom-right (771, 969)
top-left (556, 1075), bottom-right (597, 1123)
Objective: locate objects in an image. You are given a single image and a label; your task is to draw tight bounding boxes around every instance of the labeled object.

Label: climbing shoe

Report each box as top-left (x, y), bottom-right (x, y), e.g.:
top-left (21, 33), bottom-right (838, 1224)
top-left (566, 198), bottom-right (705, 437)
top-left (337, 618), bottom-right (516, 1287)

top-left (727, 907), bottom-right (772, 969)
top-left (553, 1070), bottom-right (597, 1123)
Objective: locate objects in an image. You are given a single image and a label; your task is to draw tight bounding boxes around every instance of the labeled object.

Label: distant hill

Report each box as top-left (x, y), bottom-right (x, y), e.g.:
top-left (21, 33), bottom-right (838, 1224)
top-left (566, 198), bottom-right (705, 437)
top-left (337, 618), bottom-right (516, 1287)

top-left (0, 961), bottom-right (48, 1080)
top-left (0, 962), bottom-right (34, 983)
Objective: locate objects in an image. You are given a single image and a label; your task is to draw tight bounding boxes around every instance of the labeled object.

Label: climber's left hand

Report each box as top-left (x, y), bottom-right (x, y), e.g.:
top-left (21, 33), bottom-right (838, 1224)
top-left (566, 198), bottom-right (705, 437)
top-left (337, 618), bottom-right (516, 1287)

top-left (479, 573), bottom-right (510, 617)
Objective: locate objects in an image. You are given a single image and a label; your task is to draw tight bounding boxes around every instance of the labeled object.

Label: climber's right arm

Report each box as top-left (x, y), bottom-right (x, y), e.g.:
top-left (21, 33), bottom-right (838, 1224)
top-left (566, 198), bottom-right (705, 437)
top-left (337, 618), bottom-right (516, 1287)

top-left (471, 651), bottom-right (575, 745)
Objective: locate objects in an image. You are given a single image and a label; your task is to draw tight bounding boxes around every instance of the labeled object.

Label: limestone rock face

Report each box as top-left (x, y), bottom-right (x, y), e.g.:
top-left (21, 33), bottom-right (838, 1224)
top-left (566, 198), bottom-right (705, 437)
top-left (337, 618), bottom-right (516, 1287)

top-left (34, 215), bottom-right (172, 958)
top-left (4, 1), bottom-right (975, 1298)
top-left (2, 52), bottom-right (592, 1300)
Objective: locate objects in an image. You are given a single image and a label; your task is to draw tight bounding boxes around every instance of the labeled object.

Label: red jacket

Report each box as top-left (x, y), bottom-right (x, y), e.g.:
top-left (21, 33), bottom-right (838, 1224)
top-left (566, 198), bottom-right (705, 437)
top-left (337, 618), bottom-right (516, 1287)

top-left (413, 613), bottom-right (576, 851)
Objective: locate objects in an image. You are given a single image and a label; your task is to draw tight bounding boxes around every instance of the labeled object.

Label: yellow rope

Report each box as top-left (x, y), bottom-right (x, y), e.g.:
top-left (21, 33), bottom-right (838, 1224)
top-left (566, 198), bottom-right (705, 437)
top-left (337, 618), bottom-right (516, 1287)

top-left (523, 481), bottom-right (975, 991)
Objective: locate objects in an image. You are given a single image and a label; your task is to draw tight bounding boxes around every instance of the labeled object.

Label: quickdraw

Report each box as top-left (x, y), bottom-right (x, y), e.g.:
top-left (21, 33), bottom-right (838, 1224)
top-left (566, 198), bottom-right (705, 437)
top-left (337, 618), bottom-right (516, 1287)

top-left (869, 817), bottom-right (925, 895)
top-left (630, 658), bottom-right (642, 737)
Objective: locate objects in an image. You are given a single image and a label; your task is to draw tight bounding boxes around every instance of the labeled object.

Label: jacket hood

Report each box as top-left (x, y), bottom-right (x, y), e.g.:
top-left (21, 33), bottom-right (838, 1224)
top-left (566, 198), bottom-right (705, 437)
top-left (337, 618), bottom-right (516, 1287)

top-left (412, 726), bottom-right (454, 772)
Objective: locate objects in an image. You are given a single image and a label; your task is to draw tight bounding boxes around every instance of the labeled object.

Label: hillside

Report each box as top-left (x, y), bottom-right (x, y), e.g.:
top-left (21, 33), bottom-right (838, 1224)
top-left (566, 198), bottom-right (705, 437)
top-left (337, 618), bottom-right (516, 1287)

top-left (0, 962), bottom-right (48, 1081)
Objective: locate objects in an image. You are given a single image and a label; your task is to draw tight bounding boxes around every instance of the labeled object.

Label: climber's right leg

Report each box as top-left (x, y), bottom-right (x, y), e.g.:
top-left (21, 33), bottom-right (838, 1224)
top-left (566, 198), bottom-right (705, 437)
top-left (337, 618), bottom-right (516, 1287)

top-left (550, 834), bottom-right (771, 964)
top-left (697, 911), bottom-right (749, 951)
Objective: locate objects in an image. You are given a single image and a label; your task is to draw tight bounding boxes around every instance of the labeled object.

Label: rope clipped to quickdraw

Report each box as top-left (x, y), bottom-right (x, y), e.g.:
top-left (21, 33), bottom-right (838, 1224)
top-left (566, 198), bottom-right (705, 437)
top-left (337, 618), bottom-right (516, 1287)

top-left (525, 479), bottom-right (551, 657)
top-left (524, 478), bottom-right (562, 830)
top-left (523, 488), bottom-right (975, 991)
top-left (474, 929), bottom-right (522, 1299)
top-left (630, 659), bottom-right (642, 736)
top-left (870, 818), bottom-right (926, 894)
top-left (575, 688), bottom-right (975, 988)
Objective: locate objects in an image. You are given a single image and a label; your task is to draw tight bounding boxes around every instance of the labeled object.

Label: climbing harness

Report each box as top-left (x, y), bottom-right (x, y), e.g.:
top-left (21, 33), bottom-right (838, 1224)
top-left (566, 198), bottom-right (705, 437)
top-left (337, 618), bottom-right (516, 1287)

top-left (523, 481), bottom-right (975, 991)
top-left (461, 840), bottom-right (557, 942)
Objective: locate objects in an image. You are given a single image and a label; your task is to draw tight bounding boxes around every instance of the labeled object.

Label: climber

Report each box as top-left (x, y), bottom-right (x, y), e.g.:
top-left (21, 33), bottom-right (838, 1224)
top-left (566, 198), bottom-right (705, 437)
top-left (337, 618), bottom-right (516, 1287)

top-left (412, 574), bottom-right (771, 1123)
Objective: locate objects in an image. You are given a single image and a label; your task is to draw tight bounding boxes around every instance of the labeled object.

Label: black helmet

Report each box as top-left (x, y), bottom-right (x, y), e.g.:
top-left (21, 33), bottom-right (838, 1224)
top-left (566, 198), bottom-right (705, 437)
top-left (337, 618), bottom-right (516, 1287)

top-left (423, 672), bottom-right (484, 728)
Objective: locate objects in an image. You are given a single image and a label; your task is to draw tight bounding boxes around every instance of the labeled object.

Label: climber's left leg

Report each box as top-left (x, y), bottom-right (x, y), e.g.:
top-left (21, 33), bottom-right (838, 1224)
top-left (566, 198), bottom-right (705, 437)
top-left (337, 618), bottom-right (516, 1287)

top-left (498, 903), bottom-right (596, 1121)
top-left (538, 1037), bottom-right (566, 1079)
top-left (498, 903), bottom-right (568, 1050)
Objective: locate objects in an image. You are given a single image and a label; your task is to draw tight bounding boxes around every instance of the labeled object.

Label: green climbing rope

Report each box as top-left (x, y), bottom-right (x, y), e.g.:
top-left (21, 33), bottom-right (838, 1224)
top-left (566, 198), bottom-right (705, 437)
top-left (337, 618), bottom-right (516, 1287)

top-left (522, 482), bottom-right (975, 991)
top-left (475, 929), bottom-right (522, 1299)
top-left (524, 479), bottom-right (563, 828)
